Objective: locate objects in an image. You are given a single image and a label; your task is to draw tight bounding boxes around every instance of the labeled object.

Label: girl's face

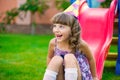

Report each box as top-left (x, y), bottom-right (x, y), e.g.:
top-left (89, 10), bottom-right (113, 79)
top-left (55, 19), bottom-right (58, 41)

top-left (52, 23), bottom-right (71, 42)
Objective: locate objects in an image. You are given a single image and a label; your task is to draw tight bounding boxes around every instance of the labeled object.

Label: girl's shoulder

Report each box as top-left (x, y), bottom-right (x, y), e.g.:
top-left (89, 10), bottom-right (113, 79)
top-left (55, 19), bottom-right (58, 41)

top-left (80, 39), bottom-right (88, 48)
top-left (79, 39), bottom-right (90, 52)
top-left (49, 38), bottom-right (56, 47)
top-left (79, 39), bottom-right (93, 60)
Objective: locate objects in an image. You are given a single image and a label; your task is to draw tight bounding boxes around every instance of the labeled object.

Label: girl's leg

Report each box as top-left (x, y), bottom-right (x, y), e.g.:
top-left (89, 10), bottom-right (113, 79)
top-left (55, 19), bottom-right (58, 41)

top-left (64, 54), bottom-right (81, 80)
top-left (56, 64), bottom-right (64, 80)
top-left (43, 56), bottom-right (63, 80)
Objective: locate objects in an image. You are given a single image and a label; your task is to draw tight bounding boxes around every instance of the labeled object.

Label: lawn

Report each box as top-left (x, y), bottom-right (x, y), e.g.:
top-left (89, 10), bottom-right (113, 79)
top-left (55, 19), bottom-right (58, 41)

top-left (0, 33), bottom-right (120, 80)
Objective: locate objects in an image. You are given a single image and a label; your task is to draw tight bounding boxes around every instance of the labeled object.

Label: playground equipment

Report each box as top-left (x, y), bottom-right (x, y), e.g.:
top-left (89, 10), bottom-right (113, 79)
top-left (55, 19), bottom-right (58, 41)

top-left (65, 0), bottom-right (118, 79)
top-left (78, 0), bottom-right (117, 79)
top-left (116, 0), bottom-right (120, 75)
top-left (70, 0), bottom-right (76, 4)
top-left (70, 0), bottom-right (105, 7)
top-left (87, 0), bottom-right (101, 8)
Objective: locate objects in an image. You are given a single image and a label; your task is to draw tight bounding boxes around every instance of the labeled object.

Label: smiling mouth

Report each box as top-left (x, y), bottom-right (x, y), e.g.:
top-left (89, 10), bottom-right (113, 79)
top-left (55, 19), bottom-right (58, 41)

top-left (56, 35), bottom-right (62, 38)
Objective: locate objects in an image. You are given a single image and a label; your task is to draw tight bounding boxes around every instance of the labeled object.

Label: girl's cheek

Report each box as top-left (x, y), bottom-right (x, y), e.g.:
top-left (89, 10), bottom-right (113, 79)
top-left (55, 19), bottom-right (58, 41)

top-left (52, 28), bottom-right (55, 33)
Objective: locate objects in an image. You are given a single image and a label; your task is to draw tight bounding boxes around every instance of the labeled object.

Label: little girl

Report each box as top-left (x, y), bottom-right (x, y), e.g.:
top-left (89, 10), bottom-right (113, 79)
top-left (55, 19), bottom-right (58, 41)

top-left (43, 12), bottom-right (98, 80)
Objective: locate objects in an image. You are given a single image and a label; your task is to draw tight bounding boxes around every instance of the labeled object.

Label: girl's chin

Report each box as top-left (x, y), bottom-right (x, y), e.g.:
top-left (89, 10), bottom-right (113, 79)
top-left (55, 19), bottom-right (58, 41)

top-left (56, 39), bottom-right (62, 41)
top-left (56, 38), bottom-right (63, 42)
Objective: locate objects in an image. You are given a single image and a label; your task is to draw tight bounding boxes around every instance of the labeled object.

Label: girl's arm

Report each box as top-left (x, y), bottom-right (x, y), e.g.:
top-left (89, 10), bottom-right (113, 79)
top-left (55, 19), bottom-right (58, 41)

top-left (80, 40), bottom-right (98, 79)
top-left (47, 38), bottom-right (55, 65)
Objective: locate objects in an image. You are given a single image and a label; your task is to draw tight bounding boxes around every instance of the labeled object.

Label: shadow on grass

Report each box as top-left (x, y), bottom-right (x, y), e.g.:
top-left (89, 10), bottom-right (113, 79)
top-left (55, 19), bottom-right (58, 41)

top-left (102, 65), bottom-right (120, 80)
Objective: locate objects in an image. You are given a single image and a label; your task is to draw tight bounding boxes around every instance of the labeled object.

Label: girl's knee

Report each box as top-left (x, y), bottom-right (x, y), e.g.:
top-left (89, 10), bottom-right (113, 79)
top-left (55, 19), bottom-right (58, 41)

top-left (64, 54), bottom-right (77, 68)
top-left (49, 56), bottom-right (63, 66)
top-left (47, 56), bottom-right (63, 72)
top-left (64, 54), bottom-right (76, 61)
top-left (52, 56), bottom-right (63, 63)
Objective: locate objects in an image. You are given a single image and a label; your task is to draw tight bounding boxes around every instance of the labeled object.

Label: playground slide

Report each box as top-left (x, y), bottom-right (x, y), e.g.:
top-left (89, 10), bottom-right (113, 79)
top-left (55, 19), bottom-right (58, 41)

top-left (64, 0), bottom-right (117, 79)
top-left (78, 0), bottom-right (117, 79)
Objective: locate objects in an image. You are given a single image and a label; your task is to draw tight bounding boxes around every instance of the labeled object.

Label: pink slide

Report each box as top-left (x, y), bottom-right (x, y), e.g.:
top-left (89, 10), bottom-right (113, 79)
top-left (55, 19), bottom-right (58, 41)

top-left (78, 0), bottom-right (117, 79)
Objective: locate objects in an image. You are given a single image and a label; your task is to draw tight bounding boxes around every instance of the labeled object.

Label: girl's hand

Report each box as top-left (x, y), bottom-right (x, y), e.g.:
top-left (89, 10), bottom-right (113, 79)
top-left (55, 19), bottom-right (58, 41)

top-left (93, 77), bottom-right (99, 80)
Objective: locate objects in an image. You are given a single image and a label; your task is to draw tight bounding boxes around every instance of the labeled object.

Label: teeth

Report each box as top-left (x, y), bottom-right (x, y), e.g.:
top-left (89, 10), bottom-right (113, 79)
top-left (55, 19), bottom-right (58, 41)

top-left (57, 35), bottom-right (62, 37)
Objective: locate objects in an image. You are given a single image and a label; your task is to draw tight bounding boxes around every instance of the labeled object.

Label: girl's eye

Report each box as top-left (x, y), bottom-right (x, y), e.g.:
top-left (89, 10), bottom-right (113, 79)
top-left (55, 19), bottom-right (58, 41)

top-left (60, 25), bottom-right (64, 28)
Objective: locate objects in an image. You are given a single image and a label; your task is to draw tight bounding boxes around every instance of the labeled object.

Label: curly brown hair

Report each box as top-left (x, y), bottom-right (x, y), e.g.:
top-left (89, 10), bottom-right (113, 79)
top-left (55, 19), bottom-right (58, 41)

top-left (51, 12), bottom-right (81, 53)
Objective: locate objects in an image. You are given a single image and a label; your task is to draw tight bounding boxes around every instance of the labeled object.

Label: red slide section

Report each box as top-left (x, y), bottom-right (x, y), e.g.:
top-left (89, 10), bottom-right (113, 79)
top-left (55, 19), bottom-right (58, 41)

top-left (78, 0), bottom-right (117, 79)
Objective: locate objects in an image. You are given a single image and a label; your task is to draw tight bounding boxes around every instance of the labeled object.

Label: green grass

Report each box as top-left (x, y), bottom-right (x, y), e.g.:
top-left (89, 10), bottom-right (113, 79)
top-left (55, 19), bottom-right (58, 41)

top-left (0, 33), bottom-right (120, 80)
top-left (0, 33), bottom-right (53, 80)
top-left (102, 61), bottom-right (120, 80)
top-left (109, 45), bottom-right (118, 53)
